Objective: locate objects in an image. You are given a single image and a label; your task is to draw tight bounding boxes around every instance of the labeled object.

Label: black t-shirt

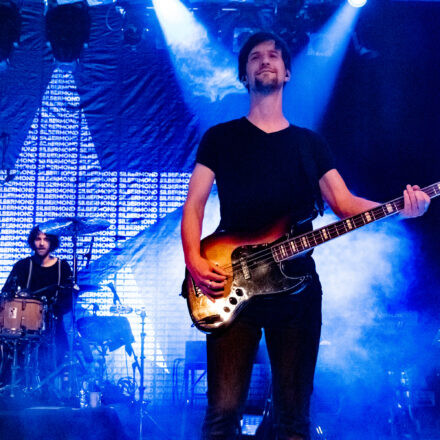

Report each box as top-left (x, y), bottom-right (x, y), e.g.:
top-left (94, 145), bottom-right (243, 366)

top-left (196, 117), bottom-right (335, 233)
top-left (1, 256), bottom-right (73, 316)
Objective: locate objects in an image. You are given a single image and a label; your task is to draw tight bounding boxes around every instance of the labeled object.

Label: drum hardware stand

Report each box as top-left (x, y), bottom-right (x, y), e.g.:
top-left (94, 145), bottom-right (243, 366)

top-left (33, 341), bottom-right (41, 389)
top-left (28, 327), bottom-right (96, 404)
top-left (9, 339), bottom-right (19, 397)
top-left (20, 338), bottom-right (43, 393)
top-left (133, 308), bottom-right (170, 440)
top-left (0, 338), bottom-right (24, 398)
top-left (67, 231), bottom-right (81, 401)
top-left (138, 308), bottom-right (146, 440)
top-left (0, 327), bottom-right (44, 397)
top-left (30, 357), bottom-right (80, 395)
top-left (95, 342), bottom-right (110, 385)
top-left (129, 345), bottom-right (141, 383)
top-left (23, 341), bottom-right (33, 390)
top-left (26, 300), bottom-right (71, 400)
top-left (29, 330), bottom-right (89, 400)
top-left (54, 227), bottom-right (83, 403)
top-left (24, 291), bottom-right (80, 402)
top-left (45, 302), bottom-right (59, 375)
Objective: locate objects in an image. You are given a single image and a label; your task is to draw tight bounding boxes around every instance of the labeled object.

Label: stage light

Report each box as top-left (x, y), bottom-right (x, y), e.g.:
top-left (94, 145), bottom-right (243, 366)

top-left (119, 3), bottom-right (144, 46)
top-left (348, 0), bottom-right (367, 8)
top-left (0, 1), bottom-right (21, 69)
top-left (352, 31), bottom-right (379, 59)
top-left (232, 28), bottom-right (254, 53)
top-left (109, 1), bottom-right (156, 47)
top-left (284, 2), bottom-right (361, 128)
top-left (153, 0), bottom-right (243, 102)
top-left (45, 1), bottom-right (91, 64)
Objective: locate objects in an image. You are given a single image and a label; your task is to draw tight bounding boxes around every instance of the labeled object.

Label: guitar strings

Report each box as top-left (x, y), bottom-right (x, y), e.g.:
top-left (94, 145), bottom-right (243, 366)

top-left (218, 217), bottom-right (364, 277)
top-left (219, 204), bottom-right (390, 274)
top-left (217, 184), bottom-right (438, 277)
top-left (225, 214), bottom-right (375, 274)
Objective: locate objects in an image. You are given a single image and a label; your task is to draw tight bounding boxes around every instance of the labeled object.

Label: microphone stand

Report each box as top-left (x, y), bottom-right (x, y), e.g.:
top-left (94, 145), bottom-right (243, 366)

top-left (139, 309), bottom-right (146, 440)
top-left (134, 309), bottom-right (170, 440)
top-left (63, 226), bottom-right (81, 403)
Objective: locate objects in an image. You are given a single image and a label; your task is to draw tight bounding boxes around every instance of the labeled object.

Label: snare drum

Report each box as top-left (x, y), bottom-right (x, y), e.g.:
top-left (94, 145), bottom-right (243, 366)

top-left (0, 297), bottom-right (44, 337)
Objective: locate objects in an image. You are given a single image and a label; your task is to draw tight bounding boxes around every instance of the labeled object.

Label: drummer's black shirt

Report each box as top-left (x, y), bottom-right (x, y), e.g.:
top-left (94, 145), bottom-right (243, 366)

top-left (1, 256), bottom-right (72, 316)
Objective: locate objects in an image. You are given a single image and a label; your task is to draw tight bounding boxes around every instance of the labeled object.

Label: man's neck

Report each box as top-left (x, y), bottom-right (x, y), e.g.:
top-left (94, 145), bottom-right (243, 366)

top-left (246, 89), bottom-right (289, 133)
top-left (33, 254), bottom-right (56, 267)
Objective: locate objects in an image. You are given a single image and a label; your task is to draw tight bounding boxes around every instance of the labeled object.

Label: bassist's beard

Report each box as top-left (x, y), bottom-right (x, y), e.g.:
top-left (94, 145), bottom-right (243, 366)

top-left (254, 77), bottom-right (283, 95)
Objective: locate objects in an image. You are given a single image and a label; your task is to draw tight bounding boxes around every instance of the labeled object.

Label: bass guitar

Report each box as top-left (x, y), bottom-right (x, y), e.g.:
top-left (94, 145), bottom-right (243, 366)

top-left (183, 182), bottom-right (440, 333)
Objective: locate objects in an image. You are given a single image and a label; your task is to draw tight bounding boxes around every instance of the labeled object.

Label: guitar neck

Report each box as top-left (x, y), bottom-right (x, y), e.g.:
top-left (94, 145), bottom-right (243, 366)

top-left (272, 182), bottom-right (440, 262)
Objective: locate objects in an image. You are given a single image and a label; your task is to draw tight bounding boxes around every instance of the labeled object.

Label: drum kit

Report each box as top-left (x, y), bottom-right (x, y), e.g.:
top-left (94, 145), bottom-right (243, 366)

top-left (0, 215), bottom-right (140, 406)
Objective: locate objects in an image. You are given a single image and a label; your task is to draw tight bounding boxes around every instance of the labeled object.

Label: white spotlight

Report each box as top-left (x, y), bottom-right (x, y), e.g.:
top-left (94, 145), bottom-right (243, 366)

top-left (348, 0), bottom-right (367, 7)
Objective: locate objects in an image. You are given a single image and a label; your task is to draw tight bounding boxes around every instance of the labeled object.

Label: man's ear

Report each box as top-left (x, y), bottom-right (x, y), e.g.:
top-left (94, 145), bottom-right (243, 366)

top-left (285, 70), bottom-right (291, 82)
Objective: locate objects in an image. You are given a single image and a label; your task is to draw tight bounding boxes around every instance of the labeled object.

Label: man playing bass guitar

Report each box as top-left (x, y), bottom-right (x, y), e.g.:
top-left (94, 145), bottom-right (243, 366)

top-left (181, 32), bottom-right (430, 440)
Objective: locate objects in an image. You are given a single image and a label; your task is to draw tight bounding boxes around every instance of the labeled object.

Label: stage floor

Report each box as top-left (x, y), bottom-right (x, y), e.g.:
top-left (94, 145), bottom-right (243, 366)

top-left (0, 402), bottom-right (439, 440)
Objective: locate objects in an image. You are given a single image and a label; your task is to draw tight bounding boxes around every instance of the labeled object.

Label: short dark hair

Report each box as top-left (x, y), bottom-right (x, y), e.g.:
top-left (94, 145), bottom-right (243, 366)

top-left (238, 31), bottom-right (292, 84)
top-left (27, 226), bottom-right (60, 252)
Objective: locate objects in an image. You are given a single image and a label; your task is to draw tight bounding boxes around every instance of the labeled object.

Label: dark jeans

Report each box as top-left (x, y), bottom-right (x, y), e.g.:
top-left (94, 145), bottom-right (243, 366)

top-left (202, 278), bottom-right (322, 440)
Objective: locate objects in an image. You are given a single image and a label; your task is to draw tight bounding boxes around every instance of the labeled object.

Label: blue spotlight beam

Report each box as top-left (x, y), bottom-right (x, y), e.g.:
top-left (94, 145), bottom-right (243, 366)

top-left (152, 0), bottom-right (248, 128)
top-left (153, 0), bottom-right (243, 102)
top-left (154, 0), bottom-right (361, 131)
top-left (285, 3), bottom-right (361, 129)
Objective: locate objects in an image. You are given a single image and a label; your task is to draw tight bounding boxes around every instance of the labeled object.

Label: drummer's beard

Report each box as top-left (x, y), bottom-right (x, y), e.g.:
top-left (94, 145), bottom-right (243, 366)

top-left (35, 247), bottom-right (50, 259)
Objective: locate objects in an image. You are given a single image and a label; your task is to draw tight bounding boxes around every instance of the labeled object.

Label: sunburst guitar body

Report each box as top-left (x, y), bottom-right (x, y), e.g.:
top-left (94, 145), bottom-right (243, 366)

top-left (183, 217), bottom-right (311, 333)
top-left (183, 181), bottom-right (440, 333)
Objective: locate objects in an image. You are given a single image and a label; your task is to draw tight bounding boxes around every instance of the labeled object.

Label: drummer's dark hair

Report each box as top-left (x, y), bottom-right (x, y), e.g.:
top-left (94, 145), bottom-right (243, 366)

top-left (27, 226), bottom-right (60, 252)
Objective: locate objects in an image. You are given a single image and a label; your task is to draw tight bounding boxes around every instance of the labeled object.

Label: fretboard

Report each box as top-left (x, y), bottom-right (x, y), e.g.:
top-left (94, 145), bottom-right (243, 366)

top-left (272, 182), bottom-right (440, 263)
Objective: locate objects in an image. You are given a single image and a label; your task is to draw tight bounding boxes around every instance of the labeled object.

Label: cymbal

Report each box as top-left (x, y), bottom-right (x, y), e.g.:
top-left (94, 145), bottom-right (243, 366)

top-left (39, 216), bottom-right (110, 236)
top-left (109, 305), bottom-right (133, 315)
top-left (78, 284), bottom-right (102, 292)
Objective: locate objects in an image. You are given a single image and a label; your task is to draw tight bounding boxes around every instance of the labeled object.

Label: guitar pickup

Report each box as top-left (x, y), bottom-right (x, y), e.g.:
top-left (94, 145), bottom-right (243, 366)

top-left (240, 257), bottom-right (250, 280)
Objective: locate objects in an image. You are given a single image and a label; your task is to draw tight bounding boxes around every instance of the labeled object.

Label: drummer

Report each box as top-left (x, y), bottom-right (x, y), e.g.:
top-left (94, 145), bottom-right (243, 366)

top-left (1, 226), bottom-right (73, 358)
